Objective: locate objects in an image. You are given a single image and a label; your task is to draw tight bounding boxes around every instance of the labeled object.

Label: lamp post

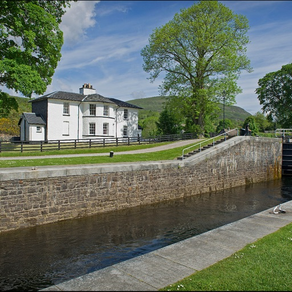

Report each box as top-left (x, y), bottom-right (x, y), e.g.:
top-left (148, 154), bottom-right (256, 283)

top-left (222, 90), bottom-right (226, 132)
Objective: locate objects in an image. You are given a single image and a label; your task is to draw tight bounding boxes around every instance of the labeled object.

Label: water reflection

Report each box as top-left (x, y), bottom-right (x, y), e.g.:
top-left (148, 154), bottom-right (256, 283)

top-left (0, 178), bottom-right (292, 291)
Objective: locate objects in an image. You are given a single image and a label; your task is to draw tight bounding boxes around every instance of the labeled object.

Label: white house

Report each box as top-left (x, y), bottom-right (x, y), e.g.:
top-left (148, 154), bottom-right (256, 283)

top-left (18, 83), bottom-right (143, 142)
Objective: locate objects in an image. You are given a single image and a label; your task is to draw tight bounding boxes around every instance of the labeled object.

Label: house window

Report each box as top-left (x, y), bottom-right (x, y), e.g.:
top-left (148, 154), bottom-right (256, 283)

top-left (123, 125), bottom-right (128, 137)
top-left (103, 105), bottom-right (109, 116)
top-left (63, 121), bottom-right (69, 136)
top-left (63, 102), bottom-right (69, 115)
top-left (89, 123), bottom-right (95, 135)
top-left (103, 123), bottom-right (109, 135)
top-left (89, 104), bottom-right (96, 116)
top-left (36, 126), bottom-right (42, 133)
top-left (124, 109), bottom-right (128, 120)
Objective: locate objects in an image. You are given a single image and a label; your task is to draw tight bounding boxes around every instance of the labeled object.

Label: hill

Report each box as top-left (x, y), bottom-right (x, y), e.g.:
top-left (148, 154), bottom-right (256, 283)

top-left (0, 95), bottom-right (251, 138)
top-left (128, 96), bottom-right (167, 113)
top-left (0, 96), bottom-right (32, 138)
top-left (128, 96), bottom-right (251, 122)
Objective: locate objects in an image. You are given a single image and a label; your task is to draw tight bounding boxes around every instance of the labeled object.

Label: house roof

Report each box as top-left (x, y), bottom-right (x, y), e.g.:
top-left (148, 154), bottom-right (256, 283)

top-left (31, 91), bottom-right (143, 109)
top-left (109, 98), bottom-right (143, 109)
top-left (18, 113), bottom-right (46, 125)
top-left (31, 91), bottom-right (84, 102)
top-left (83, 94), bottom-right (116, 104)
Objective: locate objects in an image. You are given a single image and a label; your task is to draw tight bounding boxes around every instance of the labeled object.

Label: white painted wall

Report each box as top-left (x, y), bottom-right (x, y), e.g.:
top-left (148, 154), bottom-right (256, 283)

top-left (30, 125), bottom-right (45, 141)
top-left (47, 100), bottom-right (81, 140)
top-left (27, 99), bottom-right (140, 141)
top-left (81, 103), bottom-right (116, 137)
top-left (116, 108), bottom-right (139, 137)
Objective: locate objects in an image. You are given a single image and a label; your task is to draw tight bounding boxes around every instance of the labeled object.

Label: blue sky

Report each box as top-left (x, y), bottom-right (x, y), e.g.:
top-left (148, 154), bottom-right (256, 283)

top-left (3, 1), bottom-right (292, 115)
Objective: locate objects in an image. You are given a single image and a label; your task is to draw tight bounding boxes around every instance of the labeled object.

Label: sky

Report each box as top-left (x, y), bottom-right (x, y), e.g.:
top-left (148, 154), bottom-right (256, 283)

top-left (3, 0), bottom-right (292, 115)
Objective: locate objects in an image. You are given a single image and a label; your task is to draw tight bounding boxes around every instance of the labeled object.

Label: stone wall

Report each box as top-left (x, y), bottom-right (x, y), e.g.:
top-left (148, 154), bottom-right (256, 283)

top-left (0, 136), bottom-right (282, 233)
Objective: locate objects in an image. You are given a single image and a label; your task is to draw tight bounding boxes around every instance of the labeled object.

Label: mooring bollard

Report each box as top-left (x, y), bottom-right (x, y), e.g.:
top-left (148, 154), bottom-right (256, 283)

top-left (109, 151), bottom-right (114, 157)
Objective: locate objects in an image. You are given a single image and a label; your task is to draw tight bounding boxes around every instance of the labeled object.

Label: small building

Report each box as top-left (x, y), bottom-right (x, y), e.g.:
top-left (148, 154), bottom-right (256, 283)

top-left (18, 113), bottom-right (46, 142)
top-left (18, 83), bottom-right (142, 142)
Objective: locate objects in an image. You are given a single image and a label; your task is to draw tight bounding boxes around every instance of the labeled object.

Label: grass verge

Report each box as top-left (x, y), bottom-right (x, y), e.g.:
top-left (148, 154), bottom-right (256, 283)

top-left (160, 222), bottom-right (292, 291)
top-left (0, 142), bottom-right (202, 168)
top-left (0, 142), bottom-right (174, 157)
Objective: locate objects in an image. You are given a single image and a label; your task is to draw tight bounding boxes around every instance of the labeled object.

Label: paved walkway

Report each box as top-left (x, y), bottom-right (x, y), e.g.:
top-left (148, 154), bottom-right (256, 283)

top-left (42, 200), bottom-right (292, 291)
top-left (0, 139), bottom-right (201, 160)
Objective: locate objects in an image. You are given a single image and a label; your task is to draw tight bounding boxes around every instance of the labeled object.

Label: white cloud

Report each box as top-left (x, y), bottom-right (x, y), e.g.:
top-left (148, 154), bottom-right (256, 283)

top-left (234, 17), bottom-right (292, 114)
top-left (60, 1), bottom-right (99, 45)
top-left (56, 33), bottom-right (147, 71)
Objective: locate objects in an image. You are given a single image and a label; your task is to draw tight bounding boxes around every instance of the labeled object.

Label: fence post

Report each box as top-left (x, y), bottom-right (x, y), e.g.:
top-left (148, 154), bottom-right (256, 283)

top-left (89, 139), bottom-right (92, 148)
top-left (128, 137), bottom-right (130, 145)
top-left (116, 138), bottom-right (118, 146)
top-left (40, 141), bottom-right (43, 152)
top-left (74, 140), bottom-right (77, 148)
top-left (21, 142), bottom-right (23, 153)
top-left (58, 140), bottom-right (60, 150)
top-left (103, 138), bottom-right (105, 147)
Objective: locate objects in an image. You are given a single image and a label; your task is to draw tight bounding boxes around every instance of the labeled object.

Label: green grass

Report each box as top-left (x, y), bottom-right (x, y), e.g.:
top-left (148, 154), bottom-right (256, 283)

top-left (0, 141), bottom-right (207, 168)
top-left (0, 137), bottom-right (228, 168)
top-left (0, 141), bottom-right (173, 157)
top-left (0, 150), bottom-right (181, 168)
top-left (160, 223), bottom-right (292, 291)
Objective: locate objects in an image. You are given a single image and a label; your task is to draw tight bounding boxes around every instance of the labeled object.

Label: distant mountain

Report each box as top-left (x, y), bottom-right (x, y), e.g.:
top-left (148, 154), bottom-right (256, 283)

top-left (128, 96), bottom-right (167, 113)
top-left (128, 96), bottom-right (251, 122)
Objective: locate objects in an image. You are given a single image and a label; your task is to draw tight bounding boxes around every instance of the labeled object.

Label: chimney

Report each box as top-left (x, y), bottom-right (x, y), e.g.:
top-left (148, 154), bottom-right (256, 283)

top-left (79, 83), bottom-right (96, 95)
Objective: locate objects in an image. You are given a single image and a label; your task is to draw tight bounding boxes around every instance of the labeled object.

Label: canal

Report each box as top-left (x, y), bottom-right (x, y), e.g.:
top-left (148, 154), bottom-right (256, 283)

top-left (1, 177), bottom-right (292, 291)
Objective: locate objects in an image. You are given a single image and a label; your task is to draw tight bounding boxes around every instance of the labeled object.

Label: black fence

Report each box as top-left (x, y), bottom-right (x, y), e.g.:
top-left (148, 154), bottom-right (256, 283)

top-left (0, 133), bottom-right (197, 153)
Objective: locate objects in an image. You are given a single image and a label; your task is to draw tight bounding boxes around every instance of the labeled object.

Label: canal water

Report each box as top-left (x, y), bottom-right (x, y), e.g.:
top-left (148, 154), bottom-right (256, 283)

top-left (1, 177), bottom-right (292, 291)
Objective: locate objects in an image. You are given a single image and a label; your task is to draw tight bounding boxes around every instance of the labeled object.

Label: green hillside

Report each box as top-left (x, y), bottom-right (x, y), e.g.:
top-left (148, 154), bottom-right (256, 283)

top-left (0, 96), bottom-right (32, 137)
top-left (8, 95), bottom-right (251, 122)
top-left (128, 96), bottom-right (251, 122)
top-left (0, 95), bottom-right (251, 138)
top-left (128, 96), bottom-right (167, 113)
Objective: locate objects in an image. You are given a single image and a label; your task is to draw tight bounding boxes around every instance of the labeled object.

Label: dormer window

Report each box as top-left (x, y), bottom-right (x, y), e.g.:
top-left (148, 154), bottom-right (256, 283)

top-left (63, 102), bottom-right (69, 115)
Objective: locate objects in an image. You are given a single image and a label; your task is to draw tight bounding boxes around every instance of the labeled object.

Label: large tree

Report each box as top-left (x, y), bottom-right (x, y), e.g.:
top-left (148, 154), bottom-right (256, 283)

top-left (255, 63), bottom-right (292, 128)
top-left (141, 0), bottom-right (251, 135)
top-left (156, 107), bottom-right (182, 135)
top-left (0, 0), bottom-right (74, 97)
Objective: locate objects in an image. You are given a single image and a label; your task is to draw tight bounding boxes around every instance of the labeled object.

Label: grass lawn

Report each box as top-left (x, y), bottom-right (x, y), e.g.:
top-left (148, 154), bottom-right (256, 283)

top-left (0, 141), bottom-right (174, 157)
top-left (0, 139), bottom-right (220, 168)
top-left (160, 222), bottom-right (292, 291)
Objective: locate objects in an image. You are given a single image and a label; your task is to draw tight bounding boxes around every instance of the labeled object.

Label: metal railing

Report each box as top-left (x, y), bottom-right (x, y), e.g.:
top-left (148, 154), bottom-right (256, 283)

top-left (181, 128), bottom-right (239, 160)
top-left (274, 129), bottom-right (292, 138)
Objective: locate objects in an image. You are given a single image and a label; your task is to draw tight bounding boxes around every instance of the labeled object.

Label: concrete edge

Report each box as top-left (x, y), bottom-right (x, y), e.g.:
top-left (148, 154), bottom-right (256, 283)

top-left (41, 200), bottom-right (292, 291)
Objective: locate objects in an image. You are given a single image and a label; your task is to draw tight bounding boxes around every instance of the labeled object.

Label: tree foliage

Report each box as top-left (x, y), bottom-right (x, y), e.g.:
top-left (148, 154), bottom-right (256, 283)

top-left (156, 107), bottom-right (182, 135)
top-left (0, 0), bottom-right (74, 97)
top-left (253, 112), bottom-right (274, 132)
top-left (0, 91), bottom-right (18, 118)
top-left (243, 116), bottom-right (258, 136)
top-left (255, 63), bottom-right (292, 128)
top-left (216, 119), bottom-right (233, 133)
top-left (140, 115), bottom-right (159, 138)
top-left (0, 117), bottom-right (18, 136)
top-left (141, 0), bottom-right (251, 136)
